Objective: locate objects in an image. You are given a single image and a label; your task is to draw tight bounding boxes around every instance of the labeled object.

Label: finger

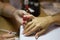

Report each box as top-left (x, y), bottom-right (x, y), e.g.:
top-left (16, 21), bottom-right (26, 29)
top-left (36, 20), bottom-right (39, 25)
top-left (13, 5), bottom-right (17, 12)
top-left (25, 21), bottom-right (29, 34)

top-left (23, 15), bottom-right (35, 22)
top-left (23, 21), bottom-right (27, 24)
top-left (1, 33), bottom-right (15, 38)
top-left (5, 37), bottom-right (15, 40)
top-left (15, 15), bottom-right (23, 24)
top-left (24, 21), bottom-right (33, 29)
top-left (23, 23), bottom-right (35, 34)
top-left (24, 24), bottom-right (40, 36)
top-left (25, 14), bottom-right (35, 19)
top-left (35, 29), bottom-right (46, 39)
top-left (21, 10), bottom-right (28, 15)
top-left (17, 10), bottom-right (28, 17)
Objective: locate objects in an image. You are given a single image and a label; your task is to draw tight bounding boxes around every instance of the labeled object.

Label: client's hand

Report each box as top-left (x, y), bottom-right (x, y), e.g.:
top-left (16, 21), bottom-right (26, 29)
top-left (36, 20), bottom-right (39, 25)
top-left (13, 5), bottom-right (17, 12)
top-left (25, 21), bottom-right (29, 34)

top-left (23, 16), bottom-right (54, 38)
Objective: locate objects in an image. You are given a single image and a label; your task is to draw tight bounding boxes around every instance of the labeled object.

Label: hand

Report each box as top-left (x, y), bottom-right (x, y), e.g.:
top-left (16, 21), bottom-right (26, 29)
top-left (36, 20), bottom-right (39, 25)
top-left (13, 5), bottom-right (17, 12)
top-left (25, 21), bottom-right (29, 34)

top-left (10, 10), bottom-right (27, 30)
top-left (23, 16), bottom-right (54, 38)
top-left (0, 33), bottom-right (15, 40)
top-left (12, 10), bottom-right (28, 24)
top-left (11, 10), bottom-right (34, 30)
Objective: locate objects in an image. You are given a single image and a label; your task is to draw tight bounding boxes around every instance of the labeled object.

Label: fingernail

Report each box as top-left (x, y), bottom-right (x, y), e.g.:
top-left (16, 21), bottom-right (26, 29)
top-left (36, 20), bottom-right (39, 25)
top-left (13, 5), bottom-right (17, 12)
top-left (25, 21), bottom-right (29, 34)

top-left (24, 34), bottom-right (27, 36)
top-left (35, 35), bottom-right (38, 39)
top-left (23, 31), bottom-right (26, 34)
top-left (22, 21), bottom-right (26, 24)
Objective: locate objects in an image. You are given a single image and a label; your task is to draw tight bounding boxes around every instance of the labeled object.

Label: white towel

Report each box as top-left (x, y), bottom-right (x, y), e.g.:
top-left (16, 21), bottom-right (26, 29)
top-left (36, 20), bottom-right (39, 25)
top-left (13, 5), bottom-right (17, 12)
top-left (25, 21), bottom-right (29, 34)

top-left (19, 25), bottom-right (60, 40)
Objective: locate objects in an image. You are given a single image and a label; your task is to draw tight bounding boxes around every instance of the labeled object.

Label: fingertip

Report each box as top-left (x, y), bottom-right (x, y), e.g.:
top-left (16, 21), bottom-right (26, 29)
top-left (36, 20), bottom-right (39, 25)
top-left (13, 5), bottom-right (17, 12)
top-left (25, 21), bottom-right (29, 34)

top-left (24, 34), bottom-right (27, 36)
top-left (23, 30), bottom-right (26, 34)
top-left (22, 21), bottom-right (27, 24)
top-left (24, 33), bottom-right (29, 36)
top-left (35, 34), bottom-right (39, 39)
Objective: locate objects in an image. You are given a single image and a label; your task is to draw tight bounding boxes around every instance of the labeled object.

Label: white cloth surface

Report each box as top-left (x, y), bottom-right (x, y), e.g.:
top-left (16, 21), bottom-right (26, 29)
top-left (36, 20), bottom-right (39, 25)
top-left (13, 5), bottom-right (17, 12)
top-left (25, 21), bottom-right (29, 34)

top-left (19, 25), bottom-right (60, 40)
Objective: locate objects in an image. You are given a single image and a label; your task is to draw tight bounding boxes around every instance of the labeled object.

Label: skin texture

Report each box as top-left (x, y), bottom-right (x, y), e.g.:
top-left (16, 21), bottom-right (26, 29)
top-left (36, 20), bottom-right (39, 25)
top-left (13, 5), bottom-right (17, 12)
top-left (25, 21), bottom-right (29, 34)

top-left (23, 16), bottom-right (59, 38)
top-left (0, 1), bottom-right (35, 39)
top-left (0, 2), bottom-right (33, 29)
top-left (24, 14), bottom-right (60, 39)
top-left (0, 33), bottom-right (16, 40)
top-left (0, 1), bottom-right (34, 39)
top-left (0, 1), bottom-right (60, 40)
